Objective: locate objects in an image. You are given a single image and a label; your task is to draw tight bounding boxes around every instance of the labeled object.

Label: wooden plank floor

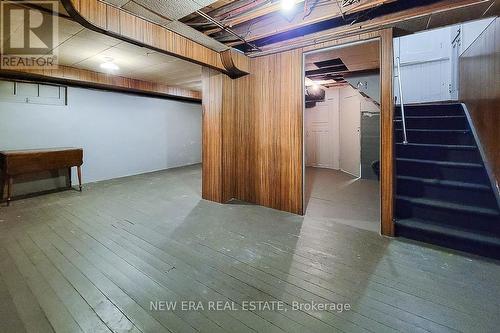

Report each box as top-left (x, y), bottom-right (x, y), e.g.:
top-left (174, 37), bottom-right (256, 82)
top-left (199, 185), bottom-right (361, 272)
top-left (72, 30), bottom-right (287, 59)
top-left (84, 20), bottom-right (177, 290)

top-left (1, 164), bottom-right (499, 333)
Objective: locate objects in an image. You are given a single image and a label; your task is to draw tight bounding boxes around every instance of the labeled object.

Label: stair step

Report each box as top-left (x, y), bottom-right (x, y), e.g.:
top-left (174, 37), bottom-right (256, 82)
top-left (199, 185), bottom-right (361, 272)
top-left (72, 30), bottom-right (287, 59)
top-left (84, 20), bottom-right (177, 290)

top-left (394, 115), bottom-right (465, 120)
top-left (396, 143), bottom-right (480, 163)
top-left (396, 158), bottom-right (482, 168)
top-left (396, 143), bottom-right (476, 149)
top-left (396, 196), bottom-right (500, 234)
top-left (395, 129), bottom-right (470, 133)
top-left (397, 175), bottom-right (498, 211)
top-left (395, 104), bottom-right (463, 117)
top-left (394, 115), bottom-right (467, 130)
top-left (396, 195), bottom-right (499, 217)
top-left (395, 129), bottom-right (474, 145)
top-left (395, 218), bottom-right (500, 259)
top-left (396, 157), bottom-right (489, 184)
top-left (397, 175), bottom-right (490, 190)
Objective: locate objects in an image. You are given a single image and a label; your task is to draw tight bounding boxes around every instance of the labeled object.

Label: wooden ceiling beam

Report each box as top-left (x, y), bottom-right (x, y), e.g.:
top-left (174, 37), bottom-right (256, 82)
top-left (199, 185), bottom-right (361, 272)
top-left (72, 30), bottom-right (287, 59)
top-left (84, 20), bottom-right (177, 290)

top-left (204, 0), bottom-right (307, 36)
top-left (216, 0), bottom-right (396, 46)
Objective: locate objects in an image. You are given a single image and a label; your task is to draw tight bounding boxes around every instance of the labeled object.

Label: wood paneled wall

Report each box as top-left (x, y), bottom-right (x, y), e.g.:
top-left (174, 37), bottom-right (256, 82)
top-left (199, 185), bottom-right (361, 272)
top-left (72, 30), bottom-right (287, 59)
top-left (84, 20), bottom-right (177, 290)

top-left (202, 68), bottom-right (225, 202)
top-left (202, 29), bottom-right (395, 233)
top-left (202, 50), bottom-right (304, 214)
top-left (460, 18), bottom-right (500, 187)
top-left (1, 65), bottom-right (201, 100)
top-left (249, 50), bottom-right (304, 214)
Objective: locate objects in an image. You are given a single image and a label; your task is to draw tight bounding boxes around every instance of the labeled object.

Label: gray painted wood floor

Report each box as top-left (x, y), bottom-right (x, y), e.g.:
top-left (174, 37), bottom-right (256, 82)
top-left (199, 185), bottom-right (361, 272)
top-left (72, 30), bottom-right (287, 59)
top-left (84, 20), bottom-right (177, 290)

top-left (1, 164), bottom-right (499, 333)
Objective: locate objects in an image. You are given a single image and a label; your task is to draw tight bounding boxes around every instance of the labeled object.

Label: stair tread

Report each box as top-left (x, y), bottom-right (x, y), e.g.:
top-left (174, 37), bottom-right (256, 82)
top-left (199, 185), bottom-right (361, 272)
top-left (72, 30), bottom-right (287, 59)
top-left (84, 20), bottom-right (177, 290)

top-left (396, 143), bottom-right (476, 149)
top-left (395, 103), bottom-right (462, 107)
top-left (395, 129), bottom-right (470, 133)
top-left (396, 158), bottom-right (482, 168)
top-left (396, 218), bottom-right (500, 245)
top-left (396, 195), bottom-right (500, 216)
top-left (396, 175), bottom-right (491, 190)
top-left (394, 115), bottom-right (465, 120)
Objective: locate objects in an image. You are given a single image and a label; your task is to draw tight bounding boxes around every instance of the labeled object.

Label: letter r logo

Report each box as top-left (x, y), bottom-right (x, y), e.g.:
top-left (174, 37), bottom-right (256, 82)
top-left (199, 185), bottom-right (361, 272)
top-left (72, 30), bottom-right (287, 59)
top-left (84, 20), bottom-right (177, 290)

top-left (1, 1), bottom-right (56, 55)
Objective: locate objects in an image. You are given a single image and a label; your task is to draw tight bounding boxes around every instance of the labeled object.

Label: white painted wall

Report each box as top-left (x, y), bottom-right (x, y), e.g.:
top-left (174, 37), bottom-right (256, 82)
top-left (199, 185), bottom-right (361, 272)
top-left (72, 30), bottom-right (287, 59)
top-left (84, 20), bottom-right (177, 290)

top-left (0, 86), bottom-right (202, 185)
top-left (393, 17), bottom-right (495, 103)
top-left (460, 18), bottom-right (496, 54)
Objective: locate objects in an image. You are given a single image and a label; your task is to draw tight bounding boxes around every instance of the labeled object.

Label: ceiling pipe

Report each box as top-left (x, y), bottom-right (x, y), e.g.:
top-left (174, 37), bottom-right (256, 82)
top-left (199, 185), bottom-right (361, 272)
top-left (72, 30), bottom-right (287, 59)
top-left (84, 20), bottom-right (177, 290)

top-left (195, 10), bottom-right (261, 52)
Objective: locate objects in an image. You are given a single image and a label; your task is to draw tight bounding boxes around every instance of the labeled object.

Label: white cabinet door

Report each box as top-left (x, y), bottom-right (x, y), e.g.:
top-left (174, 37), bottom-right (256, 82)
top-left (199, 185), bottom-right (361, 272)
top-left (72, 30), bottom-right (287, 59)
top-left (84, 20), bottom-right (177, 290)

top-left (339, 94), bottom-right (361, 177)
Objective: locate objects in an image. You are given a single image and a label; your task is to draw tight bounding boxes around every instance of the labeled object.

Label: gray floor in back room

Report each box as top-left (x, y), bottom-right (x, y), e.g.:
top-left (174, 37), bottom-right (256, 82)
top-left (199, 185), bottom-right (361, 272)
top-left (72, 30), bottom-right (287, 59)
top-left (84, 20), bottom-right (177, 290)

top-left (305, 167), bottom-right (380, 232)
top-left (0, 164), bottom-right (499, 333)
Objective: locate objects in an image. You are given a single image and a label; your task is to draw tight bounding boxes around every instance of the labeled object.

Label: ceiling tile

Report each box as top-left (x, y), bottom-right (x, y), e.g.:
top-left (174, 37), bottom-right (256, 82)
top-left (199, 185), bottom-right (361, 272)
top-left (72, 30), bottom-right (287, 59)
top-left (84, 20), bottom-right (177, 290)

top-left (53, 36), bottom-right (113, 65)
top-left (121, 1), bottom-right (171, 26)
top-left (58, 17), bottom-right (85, 35)
top-left (104, 0), bottom-right (129, 7)
top-left (74, 29), bottom-right (122, 47)
top-left (131, 0), bottom-right (217, 21)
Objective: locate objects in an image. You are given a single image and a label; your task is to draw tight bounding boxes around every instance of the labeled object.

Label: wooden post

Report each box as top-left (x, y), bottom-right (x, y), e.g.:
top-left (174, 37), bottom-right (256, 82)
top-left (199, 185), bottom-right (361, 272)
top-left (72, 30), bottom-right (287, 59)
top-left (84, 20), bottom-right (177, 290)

top-left (380, 28), bottom-right (395, 236)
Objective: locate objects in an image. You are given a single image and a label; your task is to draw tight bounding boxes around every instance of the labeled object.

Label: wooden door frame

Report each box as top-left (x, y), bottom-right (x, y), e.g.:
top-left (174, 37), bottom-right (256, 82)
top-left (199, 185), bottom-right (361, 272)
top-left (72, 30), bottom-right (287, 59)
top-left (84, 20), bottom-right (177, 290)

top-left (301, 29), bottom-right (395, 236)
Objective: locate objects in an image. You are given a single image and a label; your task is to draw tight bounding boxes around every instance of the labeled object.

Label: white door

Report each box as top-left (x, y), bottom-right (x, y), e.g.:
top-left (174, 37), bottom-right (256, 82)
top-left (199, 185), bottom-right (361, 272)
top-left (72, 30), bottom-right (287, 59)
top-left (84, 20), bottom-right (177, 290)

top-left (395, 27), bottom-right (452, 103)
top-left (305, 103), bottom-right (337, 168)
top-left (340, 92), bottom-right (361, 177)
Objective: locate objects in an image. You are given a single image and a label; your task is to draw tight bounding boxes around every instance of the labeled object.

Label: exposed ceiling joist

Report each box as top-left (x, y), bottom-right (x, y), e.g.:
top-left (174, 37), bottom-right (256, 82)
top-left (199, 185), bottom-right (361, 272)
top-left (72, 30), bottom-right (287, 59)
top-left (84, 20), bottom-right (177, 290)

top-left (202, 0), bottom-right (307, 36)
top-left (214, 0), bottom-right (396, 46)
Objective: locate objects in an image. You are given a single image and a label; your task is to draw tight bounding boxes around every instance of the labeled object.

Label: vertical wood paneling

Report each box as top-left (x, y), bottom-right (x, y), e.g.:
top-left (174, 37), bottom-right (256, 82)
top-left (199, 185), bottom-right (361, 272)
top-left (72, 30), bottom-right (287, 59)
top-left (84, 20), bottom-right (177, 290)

top-left (202, 50), bottom-right (303, 214)
top-left (202, 30), bottom-right (394, 221)
top-left (249, 50), bottom-right (304, 214)
top-left (106, 5), bottom-right (120, 33)
top-left (202, 68), bottom-right (224, 203)
top-left (460, 18), bottom-right (500, 186)
top-left (380, 28), bottom-right (395, 236)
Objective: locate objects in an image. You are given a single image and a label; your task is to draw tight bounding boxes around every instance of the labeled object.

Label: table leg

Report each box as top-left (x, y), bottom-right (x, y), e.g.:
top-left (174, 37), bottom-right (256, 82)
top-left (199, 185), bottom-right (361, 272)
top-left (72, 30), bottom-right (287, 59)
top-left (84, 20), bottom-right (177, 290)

top-left (68, 167), bottom-right (72, 189)
top-left (7, 176), bottom-right (13, 206)
top-left (77, 166), bottom-right (82, 192)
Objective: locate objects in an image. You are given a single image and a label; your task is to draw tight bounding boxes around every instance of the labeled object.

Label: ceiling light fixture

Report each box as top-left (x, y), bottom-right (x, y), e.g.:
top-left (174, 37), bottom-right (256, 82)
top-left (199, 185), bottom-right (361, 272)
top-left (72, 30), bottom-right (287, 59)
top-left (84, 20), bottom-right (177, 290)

top-left (100, 57), bottom-right (119, 71)
top-left (281, 0), bottom-right (296, 11)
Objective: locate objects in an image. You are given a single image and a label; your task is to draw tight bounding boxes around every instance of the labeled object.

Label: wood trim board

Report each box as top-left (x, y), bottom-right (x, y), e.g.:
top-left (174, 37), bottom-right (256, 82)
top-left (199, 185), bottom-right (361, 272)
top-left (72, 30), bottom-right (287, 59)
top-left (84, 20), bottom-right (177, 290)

top-left (0, 65), bottom-right (202, 102)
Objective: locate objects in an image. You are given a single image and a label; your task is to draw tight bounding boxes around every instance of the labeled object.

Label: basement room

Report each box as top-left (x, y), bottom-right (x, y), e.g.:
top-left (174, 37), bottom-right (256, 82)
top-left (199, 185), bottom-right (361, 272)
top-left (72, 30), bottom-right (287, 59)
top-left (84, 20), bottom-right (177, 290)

top-left (0, 1), bottom-right (499, 332)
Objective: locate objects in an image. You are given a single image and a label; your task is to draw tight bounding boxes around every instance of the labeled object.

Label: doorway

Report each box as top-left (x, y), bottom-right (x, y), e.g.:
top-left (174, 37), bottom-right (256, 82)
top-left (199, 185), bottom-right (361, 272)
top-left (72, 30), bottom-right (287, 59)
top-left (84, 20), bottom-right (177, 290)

top-left (303, 39), bottom-right (381, 232)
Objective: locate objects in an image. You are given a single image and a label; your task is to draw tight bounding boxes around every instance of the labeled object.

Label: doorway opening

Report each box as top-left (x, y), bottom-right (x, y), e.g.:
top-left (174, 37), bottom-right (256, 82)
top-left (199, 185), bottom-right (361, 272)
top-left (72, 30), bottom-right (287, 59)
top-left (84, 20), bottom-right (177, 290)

top-left (303, 39), bottom-right (381, 232)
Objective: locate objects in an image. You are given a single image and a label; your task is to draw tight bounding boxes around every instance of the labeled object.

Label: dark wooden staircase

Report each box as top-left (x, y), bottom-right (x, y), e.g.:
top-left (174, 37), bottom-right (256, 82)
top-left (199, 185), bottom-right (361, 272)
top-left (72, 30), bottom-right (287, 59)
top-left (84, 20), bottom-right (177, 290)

top-left (394, 103), bottom-right (500, 259)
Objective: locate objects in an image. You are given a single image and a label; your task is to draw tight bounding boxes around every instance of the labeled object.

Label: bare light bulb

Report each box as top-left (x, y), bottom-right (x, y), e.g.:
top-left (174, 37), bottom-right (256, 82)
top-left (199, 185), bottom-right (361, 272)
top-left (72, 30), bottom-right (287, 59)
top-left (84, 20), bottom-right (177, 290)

top-left (100, 59), bottom-right (119, 71)
top-left (281, 0), bottom-right (296, 11)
